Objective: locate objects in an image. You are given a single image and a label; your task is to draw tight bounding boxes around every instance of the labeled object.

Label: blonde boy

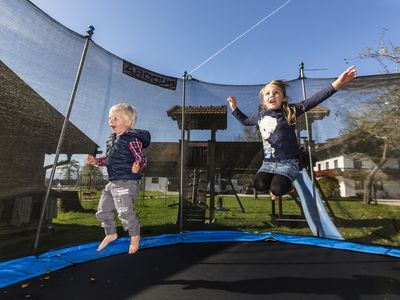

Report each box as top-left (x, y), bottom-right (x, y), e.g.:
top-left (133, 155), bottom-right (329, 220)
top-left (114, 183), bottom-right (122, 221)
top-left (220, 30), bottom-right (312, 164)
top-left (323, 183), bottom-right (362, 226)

top-left (87, 103), bottom-right (151, 254)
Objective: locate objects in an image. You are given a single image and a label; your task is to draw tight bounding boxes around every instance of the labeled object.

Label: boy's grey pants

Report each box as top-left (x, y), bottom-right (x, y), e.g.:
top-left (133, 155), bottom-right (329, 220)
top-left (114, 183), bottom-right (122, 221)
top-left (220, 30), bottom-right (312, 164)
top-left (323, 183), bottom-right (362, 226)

top-left (96, 180), bottom-right (140, 236)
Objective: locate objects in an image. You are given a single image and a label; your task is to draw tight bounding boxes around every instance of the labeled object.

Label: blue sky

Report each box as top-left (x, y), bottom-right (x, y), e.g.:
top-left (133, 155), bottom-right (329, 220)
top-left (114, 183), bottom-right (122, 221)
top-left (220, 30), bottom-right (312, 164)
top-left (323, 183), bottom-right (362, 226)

top-left (29, 0), bottom-right (400, 85)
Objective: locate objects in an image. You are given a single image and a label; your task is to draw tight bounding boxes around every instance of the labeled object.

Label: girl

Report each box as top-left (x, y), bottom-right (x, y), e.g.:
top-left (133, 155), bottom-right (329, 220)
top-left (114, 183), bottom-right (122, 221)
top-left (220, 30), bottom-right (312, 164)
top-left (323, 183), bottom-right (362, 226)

top-left (227, 66), bottom-right (357, 199)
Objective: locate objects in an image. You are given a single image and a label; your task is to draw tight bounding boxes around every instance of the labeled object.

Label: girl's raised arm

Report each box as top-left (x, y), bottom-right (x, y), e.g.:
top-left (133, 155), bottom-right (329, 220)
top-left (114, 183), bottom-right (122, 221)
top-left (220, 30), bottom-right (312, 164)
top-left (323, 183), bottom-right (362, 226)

top-left (332, 66), bottom-right (357, 90)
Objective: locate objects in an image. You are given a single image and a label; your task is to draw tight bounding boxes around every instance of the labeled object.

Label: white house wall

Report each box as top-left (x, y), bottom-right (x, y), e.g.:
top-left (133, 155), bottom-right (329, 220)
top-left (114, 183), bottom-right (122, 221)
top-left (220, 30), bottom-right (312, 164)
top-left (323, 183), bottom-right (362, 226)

top-left (338, 177), bottom-right (357, 197)
top-left (383, 158), bottom-right (399, 170)
top-left (342, 156), bottom-right (354, 170)
top-left (144, 177), bottom-right (169, 192)
top-left (315, 155), bottom-right (348, 171)
top-left (315, 154), bottom-right (400, 198)
top-left (382, 181), bottom-right (400, 198)
top-left (143, 176), bottom-right (243, 194)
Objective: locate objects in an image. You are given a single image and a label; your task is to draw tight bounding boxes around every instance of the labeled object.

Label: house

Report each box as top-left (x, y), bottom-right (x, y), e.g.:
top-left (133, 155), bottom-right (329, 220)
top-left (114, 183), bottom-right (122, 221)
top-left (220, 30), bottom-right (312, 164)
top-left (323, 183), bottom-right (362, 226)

top-left (0, 61), bottom-right (98, 234)
top-left (314, 131), bottom-right (400, 198)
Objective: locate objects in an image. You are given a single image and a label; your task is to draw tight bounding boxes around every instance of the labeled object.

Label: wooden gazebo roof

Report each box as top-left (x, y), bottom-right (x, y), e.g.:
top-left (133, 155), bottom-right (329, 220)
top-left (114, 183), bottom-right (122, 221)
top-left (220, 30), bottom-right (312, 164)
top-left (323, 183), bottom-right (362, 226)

top-left (296, 105), bottom-right (330, 131)
top-left (167, 105), bottom-right (227, 130)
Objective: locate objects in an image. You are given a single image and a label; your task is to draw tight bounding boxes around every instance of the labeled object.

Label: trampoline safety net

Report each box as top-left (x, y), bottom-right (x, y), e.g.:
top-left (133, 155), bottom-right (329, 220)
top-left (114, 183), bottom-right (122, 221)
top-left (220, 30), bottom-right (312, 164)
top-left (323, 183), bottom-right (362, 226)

top-left (1, 0), bottom-right (400, 260)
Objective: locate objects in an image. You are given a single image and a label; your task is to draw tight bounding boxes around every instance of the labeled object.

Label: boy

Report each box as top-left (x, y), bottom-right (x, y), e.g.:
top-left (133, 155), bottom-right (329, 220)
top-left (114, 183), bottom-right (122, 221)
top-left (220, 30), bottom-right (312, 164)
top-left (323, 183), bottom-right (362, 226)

top-left (87, 103), bottom-right (150, 254)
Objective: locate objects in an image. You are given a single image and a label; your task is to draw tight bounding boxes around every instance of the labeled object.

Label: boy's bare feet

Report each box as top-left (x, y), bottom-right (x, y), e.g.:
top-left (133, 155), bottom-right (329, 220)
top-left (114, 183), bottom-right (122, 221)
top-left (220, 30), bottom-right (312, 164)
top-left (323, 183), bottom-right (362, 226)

top-left (129, 235), bottom-right (140, 254)
top-left (97, 233), bottom-right (118, 251)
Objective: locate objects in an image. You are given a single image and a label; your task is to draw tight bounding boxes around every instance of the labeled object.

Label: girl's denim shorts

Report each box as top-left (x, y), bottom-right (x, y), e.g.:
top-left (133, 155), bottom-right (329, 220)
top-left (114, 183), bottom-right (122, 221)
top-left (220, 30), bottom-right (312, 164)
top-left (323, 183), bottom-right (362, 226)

top-left (257, 159), bottom-right (300, 182)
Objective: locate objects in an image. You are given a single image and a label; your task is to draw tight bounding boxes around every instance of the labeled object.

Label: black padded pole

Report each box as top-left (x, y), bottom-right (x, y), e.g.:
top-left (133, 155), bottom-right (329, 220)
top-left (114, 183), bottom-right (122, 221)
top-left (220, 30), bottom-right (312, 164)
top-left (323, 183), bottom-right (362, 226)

top-left (33, 26), bottom-right (94, 256)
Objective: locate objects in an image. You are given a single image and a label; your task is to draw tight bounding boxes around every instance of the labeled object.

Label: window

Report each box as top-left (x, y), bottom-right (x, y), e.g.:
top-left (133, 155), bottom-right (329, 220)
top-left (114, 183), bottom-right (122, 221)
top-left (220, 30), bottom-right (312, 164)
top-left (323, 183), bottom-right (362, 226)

top-left (325, 161), bottom-right (329, 170)
top-left (354, 159), bottom-right (362, 169)
top-left (334, 159), bottom-right (338, 169)
top-left (151, 177), bottom-right (159, 184)
top-left (355, 180), bottom-right (364, 190)
top-left (317, 163), bottom-right (321, 171)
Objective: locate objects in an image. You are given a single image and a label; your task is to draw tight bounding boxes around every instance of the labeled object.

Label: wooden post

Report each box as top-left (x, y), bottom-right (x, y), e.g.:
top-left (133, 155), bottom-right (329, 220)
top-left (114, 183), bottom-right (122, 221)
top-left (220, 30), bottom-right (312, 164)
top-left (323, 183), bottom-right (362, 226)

top-left (208, 123), bottom-right (217, 222)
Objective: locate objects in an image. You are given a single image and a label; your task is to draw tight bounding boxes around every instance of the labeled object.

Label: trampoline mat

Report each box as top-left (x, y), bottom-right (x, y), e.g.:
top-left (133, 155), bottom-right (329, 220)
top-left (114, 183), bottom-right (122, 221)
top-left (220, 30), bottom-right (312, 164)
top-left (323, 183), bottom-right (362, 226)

top-left (2, 241), bottom-right (400, 299)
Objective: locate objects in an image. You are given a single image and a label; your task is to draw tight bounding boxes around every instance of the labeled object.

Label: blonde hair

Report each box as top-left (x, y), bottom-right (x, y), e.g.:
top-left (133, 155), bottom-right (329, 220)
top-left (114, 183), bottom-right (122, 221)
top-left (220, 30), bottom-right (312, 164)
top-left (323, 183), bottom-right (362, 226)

top-left (259, 80), bottom-right (297, 125)
top-left (109, 103), bottom-right (137, 128)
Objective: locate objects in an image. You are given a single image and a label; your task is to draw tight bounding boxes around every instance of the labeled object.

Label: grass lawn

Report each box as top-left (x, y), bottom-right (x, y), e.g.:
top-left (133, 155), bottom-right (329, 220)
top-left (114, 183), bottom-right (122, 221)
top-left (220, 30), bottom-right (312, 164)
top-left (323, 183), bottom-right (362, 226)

top-left (1, 193), bottom-right (399, 261)
top-left (54, 194), bottom-right (400, 247)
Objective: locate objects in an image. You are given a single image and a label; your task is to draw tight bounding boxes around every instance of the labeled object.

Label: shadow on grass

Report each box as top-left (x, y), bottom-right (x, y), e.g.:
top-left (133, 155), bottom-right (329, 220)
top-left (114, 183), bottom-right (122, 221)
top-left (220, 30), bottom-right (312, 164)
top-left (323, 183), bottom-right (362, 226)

top-left (333, 216), bottom-right (400, 245)
top-left (1, 222), bottom-right (256, 261)
top-left (0, 224), bottom-right (104, 261)
top-left (2, 214), bottom-right (399, 262)
top-left (82, 208), bottom-right (97, 214)
top-left (0, 220), bottom-right (293, 262)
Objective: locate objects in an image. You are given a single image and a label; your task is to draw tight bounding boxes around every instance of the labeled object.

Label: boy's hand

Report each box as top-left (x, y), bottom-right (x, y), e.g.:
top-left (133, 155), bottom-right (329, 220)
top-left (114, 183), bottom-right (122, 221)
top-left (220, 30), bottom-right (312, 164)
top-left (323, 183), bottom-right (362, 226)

top-left (132, 161), bottom-right (140, 173)
top-left (86, 155), bottom-right (97, 165)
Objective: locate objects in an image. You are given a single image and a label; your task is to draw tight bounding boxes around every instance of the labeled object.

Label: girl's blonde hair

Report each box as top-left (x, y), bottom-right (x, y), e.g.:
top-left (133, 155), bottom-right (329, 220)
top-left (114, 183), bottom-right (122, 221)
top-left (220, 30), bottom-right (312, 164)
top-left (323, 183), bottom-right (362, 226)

top-left (259, 80), bottom-right (297, 125)
top-left (109, 103), bottom-right (137, 128)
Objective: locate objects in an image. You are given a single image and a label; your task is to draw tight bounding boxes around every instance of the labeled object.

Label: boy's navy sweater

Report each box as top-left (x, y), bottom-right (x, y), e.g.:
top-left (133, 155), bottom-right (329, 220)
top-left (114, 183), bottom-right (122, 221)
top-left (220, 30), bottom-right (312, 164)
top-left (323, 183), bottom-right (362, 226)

top-left (105, 129), bottom-right (151, 181)
top-left (232, 85), bottom-right (336, 162)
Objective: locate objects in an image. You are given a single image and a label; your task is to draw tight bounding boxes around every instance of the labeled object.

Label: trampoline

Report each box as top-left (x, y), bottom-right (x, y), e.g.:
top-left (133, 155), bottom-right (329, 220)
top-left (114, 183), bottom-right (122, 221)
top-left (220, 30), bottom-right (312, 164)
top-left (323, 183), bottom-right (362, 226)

top-left (1, 1), bottom-right (400, 299)
top-left (1, 231), bottom-right (400, 299)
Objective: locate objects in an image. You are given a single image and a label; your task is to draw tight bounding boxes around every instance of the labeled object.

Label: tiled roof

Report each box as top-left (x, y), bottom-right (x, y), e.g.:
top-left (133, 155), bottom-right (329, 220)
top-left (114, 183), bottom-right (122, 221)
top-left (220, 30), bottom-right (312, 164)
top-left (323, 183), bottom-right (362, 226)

top-left (0, 61), bottom-right (98, 154)
top-left (308, 105), bottom-right (329, 114)
top-left (167, 105), bottom-right (227, 118)
top-left (296, 105), bottom-right (330, 131)
top-left (167, 105), bottom-right (227, 130)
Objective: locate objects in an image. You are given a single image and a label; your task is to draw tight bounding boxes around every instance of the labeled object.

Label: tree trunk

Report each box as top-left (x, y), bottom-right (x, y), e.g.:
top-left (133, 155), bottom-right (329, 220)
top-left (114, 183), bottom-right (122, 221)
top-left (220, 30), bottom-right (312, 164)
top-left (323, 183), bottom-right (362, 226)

top-left (58, 191), bottom-right (84, 212)
top-left (363, 139), bottom-right (388, 204)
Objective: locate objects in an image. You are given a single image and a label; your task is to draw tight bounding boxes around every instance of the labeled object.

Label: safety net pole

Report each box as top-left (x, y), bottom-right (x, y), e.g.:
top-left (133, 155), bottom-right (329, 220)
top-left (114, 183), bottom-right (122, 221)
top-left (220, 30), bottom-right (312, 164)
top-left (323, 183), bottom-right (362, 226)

top-left (299, 62), bottom-right (321, 237)
top-left (33, 26), bottom-right (95, 256)
top-left (299, 63), bottom-right (315, 183)
top-left (179, 71), bottom-right (188, 233)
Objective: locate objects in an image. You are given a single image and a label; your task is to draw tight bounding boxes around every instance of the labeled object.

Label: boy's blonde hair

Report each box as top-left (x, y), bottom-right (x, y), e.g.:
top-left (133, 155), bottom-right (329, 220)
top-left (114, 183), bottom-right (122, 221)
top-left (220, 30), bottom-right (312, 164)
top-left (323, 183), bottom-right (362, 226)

top-left (109, 103), bottom-right (137, 128)
top-left (259, 80), bottom-right (297, 126)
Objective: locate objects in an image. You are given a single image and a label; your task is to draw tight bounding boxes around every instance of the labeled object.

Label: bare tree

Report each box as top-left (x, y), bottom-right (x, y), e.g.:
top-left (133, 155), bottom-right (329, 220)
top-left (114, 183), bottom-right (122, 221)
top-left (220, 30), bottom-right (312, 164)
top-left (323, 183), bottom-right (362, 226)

top-left (360, 29), bottom-right (400, 73)
top-left (344, 90), bottom-right (400, 204)
top-left (58, 159), bottom-right (80, 185)
top-left (80, 164), bottom-right (105, 190)
top-left (342, 32), bottom-right (400, 203)
top-left (234, 125), bottom-right (261, 142)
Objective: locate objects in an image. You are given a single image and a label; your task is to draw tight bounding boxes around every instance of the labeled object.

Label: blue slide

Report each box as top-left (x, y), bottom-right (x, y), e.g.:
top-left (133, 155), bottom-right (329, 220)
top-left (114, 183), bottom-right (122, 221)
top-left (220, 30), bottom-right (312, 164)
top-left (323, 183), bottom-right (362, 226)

top-left (293, 169), bottom-right (343, 240)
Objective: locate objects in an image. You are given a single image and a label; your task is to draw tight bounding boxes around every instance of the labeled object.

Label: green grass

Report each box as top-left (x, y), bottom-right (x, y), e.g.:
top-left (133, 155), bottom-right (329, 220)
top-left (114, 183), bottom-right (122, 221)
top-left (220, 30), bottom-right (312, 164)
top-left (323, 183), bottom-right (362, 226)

top-left (329, 199), bottom-right (400, 245)
top-left (54, 195), bottom-right (400, 246)
top-left (1, 195), bottom-right (399, 261)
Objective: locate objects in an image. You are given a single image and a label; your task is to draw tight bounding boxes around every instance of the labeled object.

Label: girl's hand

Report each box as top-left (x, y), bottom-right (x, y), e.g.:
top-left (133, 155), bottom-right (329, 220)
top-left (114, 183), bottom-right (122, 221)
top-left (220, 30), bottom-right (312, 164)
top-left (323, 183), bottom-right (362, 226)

top-left (86, 155), bottom-right (97, 165)
top-left (332, 66), bottom-right (357, 90)
top-left (132, 161), bottom-right (140, 174)
top-left (227, 96), bottom-right (238, 111)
